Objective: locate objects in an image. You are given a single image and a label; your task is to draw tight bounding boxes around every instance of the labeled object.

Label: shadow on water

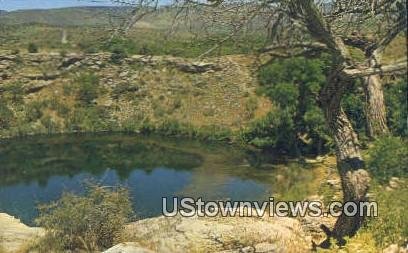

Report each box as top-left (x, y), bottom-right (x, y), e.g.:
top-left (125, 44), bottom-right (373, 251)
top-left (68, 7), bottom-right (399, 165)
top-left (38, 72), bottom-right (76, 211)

top-left (0, 133), bottom-right (317, 225)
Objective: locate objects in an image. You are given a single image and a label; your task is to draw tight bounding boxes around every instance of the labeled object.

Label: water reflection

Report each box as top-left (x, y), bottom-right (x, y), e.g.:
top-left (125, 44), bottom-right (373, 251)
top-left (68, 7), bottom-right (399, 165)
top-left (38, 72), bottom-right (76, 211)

top-left (0, 134), bottom-right (315, 225)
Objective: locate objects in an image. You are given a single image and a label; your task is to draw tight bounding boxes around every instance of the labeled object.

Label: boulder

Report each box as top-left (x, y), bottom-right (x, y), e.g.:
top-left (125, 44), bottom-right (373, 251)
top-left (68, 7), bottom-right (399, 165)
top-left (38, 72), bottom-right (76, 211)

top-left (104, 242), bottom-right (156, 253)
top-left (0, 213), bottom-right (44, 253)
top-left (124, 211), bottom-right (308, 253)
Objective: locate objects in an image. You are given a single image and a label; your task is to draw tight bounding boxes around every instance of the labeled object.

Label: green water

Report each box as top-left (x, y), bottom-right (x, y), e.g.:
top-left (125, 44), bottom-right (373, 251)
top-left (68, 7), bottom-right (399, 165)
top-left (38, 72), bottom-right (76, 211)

top-left (0, 134), bottom-right (314, 225)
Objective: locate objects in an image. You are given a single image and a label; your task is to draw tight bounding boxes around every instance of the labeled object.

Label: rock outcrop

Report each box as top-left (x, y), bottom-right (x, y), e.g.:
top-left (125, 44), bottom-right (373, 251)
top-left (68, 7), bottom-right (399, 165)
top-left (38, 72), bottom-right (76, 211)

top-left (121, 212), bottom-right (309, 253)
top-left (0, 213), bottom-right (44, 253)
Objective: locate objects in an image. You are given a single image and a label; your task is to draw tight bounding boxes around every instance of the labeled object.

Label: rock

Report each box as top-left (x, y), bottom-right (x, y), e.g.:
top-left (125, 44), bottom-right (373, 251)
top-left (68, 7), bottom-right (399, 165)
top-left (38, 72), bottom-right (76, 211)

top-left (24, 81), bottom-right (53, 94)
top-left (0, 213), bottom-right (44, 253)
top-left (59, 54), bottom-right (84, 69)
top-left (104, 242), bottom-right (156, 253)
top-left (0, 55), bottom-right (17, 61)
top-left (176, 61), bottom-right (221, 73)
top-left (386, 186), bottom-right (394, 191)
top-left (125, 213), bottom-right (308, 253)
top-left (327, 179), bottom-right (340, 187)
top-left (119, 71), bottom-right (129, 78)
top-left (389, 177), bottom-right (401, 189)
top-left (275, 174), bottom-right (284, 182)
top-left (382, 244), bottom-right (406, 253)
top-left (254, 242), bottom-right (277, 252)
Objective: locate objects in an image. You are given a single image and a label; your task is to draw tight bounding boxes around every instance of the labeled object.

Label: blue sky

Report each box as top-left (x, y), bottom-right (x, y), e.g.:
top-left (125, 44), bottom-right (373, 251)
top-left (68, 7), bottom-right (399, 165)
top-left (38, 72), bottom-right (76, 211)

top-left (0, 0), bottom-right (117, 11)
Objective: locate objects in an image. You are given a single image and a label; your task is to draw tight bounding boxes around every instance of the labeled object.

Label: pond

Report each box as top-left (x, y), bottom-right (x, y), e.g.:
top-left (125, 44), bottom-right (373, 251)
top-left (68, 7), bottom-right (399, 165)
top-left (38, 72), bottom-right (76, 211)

top-left (0, 134), bottom-right (315, 225)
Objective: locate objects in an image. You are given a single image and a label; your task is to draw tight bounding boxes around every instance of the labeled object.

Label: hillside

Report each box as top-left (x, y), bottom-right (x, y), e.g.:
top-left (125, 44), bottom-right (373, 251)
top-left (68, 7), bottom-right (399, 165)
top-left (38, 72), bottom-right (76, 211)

top-left (0, 6), bottom-right (119, 26)
top-left (0, 52), bottom-right (272, 139)
top-left (0, 6), bottom-right (176, 28)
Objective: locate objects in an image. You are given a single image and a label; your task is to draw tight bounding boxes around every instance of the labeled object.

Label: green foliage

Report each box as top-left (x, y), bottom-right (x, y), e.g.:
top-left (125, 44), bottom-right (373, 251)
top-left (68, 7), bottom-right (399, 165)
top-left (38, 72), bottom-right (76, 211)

top-left (384, 78), bottom-right (407, 137)
top-left (0, 101), bottom-right (14, 129)
top-left (367, 136), bottom-right (408, 183)
top-left (342, 82), bottom-right (366, 136)
top-left (110, 47), bottom-right (128, 64)
top-left (27, 42), bottom-right (39, 53)
top-left (25, 100), bottom-right (44, 122)
top-left (35, 185), bottom-right (133, 251)
top-left (76, 73), bottom-right (99, 105)
top-left (3, 82), bottom-right (24, 104)
top-left (247, 57), bottom-right (329, 154)
top-left (243, 108), bottom-right (295, 150)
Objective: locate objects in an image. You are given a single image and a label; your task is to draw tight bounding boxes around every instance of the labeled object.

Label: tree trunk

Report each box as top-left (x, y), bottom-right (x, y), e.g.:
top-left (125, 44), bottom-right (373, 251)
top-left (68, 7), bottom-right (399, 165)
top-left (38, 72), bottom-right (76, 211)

top-left (319, 74), bottom-right (371, 246)
top-left (364, 72), bottom-right (390, 139)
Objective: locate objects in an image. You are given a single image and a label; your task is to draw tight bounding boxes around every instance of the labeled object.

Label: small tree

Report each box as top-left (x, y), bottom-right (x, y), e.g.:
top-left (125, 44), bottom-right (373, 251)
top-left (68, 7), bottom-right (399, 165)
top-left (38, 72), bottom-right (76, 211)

top-left (27, 43), bottom-right (39, 53)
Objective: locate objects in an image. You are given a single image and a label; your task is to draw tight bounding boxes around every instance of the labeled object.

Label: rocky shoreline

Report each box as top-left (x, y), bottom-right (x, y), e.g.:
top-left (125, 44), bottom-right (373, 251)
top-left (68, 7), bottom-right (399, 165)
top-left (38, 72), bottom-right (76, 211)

top-left (0, 211), bottom-right (311, 253)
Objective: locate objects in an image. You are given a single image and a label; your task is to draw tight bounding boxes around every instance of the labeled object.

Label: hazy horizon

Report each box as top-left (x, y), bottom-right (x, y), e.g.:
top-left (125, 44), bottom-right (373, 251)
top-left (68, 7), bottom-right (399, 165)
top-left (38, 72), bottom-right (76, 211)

top-left (0, 0), bottom-right (117, 11)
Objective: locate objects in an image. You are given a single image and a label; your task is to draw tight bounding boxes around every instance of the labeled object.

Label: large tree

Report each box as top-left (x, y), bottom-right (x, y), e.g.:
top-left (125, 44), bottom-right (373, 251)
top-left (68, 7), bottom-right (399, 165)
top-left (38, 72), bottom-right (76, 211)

top-left (111, 0), bottom-right (407, 246)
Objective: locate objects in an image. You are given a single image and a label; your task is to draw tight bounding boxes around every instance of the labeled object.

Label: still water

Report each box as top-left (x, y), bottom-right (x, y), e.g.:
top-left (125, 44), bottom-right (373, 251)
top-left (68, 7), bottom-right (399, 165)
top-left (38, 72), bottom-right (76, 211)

top-left (0, 134), bottom-right (314, 225)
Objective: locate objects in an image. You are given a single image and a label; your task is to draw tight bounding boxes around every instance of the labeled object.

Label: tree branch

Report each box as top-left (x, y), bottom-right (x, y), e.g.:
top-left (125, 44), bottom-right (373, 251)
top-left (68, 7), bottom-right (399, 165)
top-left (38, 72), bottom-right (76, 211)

top-left (344, 59), bottom-right (407, 77)
top-left (259, 42), bottom-right (328, 53)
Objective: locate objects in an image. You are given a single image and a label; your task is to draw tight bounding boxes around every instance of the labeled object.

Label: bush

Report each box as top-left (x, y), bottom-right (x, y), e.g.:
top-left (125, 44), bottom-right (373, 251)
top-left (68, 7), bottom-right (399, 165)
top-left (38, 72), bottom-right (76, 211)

top-left (76, 73), bottom-right (99, 105)
top-left (110, 47), bottom-right (128, 64)
top-left (0, 101), bottom-right (14, 129)
top-left (367, 136), bottom-right (408, 183)
top-left (27, 43), bottom-right (39, 53)
top-left (384, 77), bottom-right (407, 137)
top-left (35, 185), bottom-right (133, 251)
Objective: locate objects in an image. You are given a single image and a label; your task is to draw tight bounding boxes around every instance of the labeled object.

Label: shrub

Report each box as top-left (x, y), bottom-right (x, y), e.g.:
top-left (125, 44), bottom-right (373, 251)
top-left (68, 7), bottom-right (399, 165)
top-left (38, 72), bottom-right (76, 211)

top-left (110, 47), bottom-right (128, 64)
top-left (25, 101), bottom-right (44, 122)
top-left (0, 101), bottom-right (14, 129)
top-left (27, 43), bottom-right (39, 53)
top-left (35, 185), bottom-right (133, 251)
top-left (76, 73), bottom-right (99, 105)
top-left (3, 82), bottom-right (24, 104)
top-left (367, 136), bottom-right (408, 183)
top-left (384, 77), bottom-right (407, 137)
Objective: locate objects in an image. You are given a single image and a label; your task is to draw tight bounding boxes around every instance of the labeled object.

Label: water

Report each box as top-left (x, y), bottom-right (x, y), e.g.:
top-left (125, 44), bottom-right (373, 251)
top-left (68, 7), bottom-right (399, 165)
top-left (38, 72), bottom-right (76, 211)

top-left (0, 134), bottom-right (313, 225)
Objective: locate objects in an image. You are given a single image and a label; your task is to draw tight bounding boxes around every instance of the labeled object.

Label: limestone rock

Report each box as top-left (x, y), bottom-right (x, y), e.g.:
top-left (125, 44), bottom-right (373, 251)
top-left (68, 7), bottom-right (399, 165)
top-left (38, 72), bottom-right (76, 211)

top-left (0, 213), bottom-right (44, 253)
top-left (254, 242), bottom-right (278, 252)
top-left (125, 213), bottom-right (308, 253)
top-left (104, 242), bottom-right (156, 253)
top-left (383, 244), bottom-right (407, 253)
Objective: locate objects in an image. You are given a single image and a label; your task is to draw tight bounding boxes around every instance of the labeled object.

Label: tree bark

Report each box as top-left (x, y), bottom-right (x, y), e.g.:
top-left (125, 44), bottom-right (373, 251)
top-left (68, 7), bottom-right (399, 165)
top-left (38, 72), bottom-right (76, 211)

top-left (364, 71), bottom-right (390, 139)
top-left (319, 74), bottom-right (371, 246)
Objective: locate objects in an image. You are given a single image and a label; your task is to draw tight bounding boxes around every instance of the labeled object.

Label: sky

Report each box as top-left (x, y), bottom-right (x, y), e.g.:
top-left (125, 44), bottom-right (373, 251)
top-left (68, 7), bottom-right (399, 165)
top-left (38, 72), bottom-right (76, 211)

top-left (0, 0), bottom-right (117, 11)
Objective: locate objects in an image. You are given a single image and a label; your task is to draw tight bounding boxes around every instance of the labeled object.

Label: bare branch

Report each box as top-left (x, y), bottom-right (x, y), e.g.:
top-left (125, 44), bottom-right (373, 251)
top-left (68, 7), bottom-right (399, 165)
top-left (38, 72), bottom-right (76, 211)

top-left (344, 59), bottom-right (407, 77)
top-left (259, 42), bottom-right (328, 53)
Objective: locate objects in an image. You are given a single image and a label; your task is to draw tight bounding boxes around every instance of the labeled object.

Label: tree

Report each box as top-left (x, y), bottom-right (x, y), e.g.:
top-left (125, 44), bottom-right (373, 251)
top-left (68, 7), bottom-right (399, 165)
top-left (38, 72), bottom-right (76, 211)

top-left (110, 0), bottom-right (407, 246)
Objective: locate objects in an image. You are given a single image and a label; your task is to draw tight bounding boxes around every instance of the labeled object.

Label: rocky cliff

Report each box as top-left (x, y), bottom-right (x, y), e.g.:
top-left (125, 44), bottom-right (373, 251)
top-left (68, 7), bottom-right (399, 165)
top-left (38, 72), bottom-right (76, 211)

top-left (0, 52), bottom-right (272, 138)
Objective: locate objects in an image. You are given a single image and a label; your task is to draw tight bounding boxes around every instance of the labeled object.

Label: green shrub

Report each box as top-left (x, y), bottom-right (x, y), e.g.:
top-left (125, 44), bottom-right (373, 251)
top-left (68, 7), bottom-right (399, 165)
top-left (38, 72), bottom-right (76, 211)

top-left (25, 101), bottom-right (44, 122)
top-left (367, 136), bottom-right (408, 183)
top-left (35, 185), bottom-right (133, 251)
top-left (342, 80), bottom-right (366, 136)
top-left (3, 82), bottom-right (24, 104)
top-left (76, 73), bottom-right (99, 105)
top-left (0, 101), bottom-right (14, 129)
top-left (110, 47), bottom-right (128, 64)
top-left (243, 108), bottom-right (296, 151)
top-left (27, 42), bottom-right (39, 53)
top-left (384, 77), bottom-right (407, 137)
